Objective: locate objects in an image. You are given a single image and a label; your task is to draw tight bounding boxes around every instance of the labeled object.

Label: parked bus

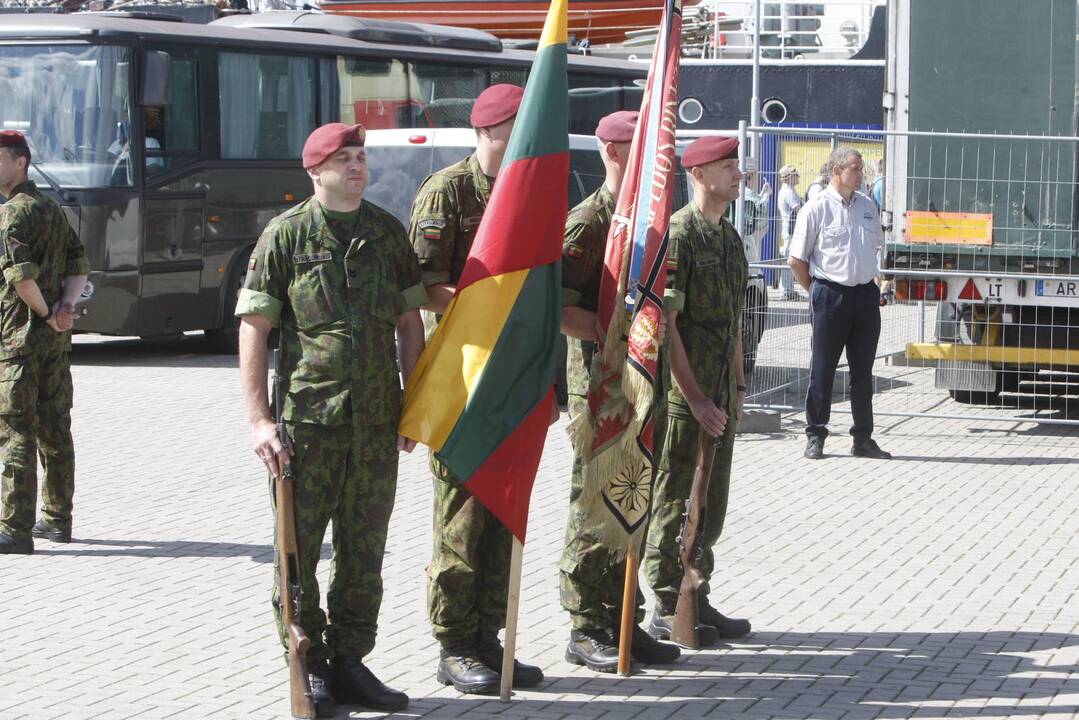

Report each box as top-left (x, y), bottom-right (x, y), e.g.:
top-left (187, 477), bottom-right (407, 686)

top-left (0, 11), bottom-right (645, 351)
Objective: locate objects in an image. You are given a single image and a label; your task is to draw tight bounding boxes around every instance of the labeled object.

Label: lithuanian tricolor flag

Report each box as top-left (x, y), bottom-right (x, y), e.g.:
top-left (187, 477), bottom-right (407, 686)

top-left (398, 0), bottom-right (568, 542)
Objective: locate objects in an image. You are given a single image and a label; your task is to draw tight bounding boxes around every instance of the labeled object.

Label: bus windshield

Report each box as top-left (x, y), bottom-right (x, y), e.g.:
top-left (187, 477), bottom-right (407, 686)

top-left (0, 44), bottom-right (132, 189)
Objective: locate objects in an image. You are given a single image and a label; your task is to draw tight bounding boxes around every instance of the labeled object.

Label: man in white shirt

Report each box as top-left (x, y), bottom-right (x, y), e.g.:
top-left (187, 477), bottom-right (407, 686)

top-left (787, 147), bottom-right (891, 461)
top-left (776, 163), bottom-right (802, 300)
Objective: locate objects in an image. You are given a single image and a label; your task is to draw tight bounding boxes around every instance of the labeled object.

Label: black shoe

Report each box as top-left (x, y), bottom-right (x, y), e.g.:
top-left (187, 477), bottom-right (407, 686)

top-left (647, 606), bottom-right (721, 647)
top-left (628, 625), bottom-right (680, 664)
top-left (31, 518), bottom-right (71, 543)
top-left (852, 439), bottom-right (892, 459)
top-left (0, 532), bottom-right (33, 555)
top-left (565, 628), bottom-right (619, 673)
top-left (436, 645), bottom-right (500, 695)
top-left (476, 631), bottom-right (544, 688)
top-left (698, 602), bottom-right (752, 639)
top-left (332, 655), bottom-right (409, 712)
top-left (804, 436), bottom-right (824, 459)
top-left (306, 659), bottom-right (336, 718)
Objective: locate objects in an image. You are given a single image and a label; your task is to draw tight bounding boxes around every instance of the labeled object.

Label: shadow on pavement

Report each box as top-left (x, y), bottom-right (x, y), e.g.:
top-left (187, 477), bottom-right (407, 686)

top-left (402, 630), bottom-right (1078, 719)
top-left (33, 537), bottom-right (331, 562)
top-left (71, 334), bottom-right (239, 369)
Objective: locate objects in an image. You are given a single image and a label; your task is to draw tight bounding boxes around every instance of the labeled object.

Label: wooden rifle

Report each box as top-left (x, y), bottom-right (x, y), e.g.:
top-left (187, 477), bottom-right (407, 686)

top-left (272, 349), bottom-right (315, 720)
top-left (670, 392), bottom-right (724, 648)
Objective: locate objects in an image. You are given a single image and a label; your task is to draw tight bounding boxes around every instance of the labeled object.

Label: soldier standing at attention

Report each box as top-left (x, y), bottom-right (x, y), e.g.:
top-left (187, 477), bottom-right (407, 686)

top-left (0, 130), bottom-right (89, 555)
top-left (237, 123), bottom-right (426, 715)
top-left (559, 111), bottom-right (680, 672)
top-left (408, 83), bottom-right (544, 695)
top-left (644, 136), bottom-right (753, 645)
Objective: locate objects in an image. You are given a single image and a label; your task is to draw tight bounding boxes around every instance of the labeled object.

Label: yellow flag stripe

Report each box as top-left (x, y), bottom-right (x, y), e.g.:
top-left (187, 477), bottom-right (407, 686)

top-left (399, 269), bottom-right (530, 451)
top-left (538, 0), bottom-right (568, 49)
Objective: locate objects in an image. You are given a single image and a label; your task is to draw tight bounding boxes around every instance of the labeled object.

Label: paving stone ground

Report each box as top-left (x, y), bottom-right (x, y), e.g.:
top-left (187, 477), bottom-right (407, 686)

top-left (1, 332), bottom-right (1076, 720)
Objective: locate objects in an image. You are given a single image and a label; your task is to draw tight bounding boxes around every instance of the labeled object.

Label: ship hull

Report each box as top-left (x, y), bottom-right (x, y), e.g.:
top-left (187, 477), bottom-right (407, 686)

top-left (319, 0), bottom-right (697, 44)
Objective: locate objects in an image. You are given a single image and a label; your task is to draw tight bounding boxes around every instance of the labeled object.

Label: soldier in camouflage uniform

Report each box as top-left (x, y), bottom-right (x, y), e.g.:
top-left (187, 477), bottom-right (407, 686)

top-left (644, 136), bottom-right (753, 645)
top-left (0, 130), bottom-right (89, 555)
top-left (559, 111), bottom-right (680, 672)
top-left (408, 84), bottom-right (543, 695)
top-left (237, 123), bottom-right (426, 716)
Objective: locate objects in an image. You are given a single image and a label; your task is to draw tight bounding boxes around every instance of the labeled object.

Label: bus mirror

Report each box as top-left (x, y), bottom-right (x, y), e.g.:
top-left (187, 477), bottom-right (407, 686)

top-left (139, 51), bottom-right (172, 107)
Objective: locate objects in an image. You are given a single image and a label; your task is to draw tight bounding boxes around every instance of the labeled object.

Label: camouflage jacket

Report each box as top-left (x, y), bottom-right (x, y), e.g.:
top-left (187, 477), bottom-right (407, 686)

top-left (0, 180), bottom-right (91, 361)
top-left (236, 196), bottom-right (427, 427)
top-left (663, 203), bottom-right (748, 415)
top-left (408, 153), bottom-right (493, 288)
top-left (561, 183), bottom-right (614, 398)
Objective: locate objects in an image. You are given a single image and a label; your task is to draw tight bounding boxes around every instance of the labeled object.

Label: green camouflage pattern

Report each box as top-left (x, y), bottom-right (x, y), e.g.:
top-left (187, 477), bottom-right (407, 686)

top-left (558, 185), bottom-right (649, 632)
top-left (560, 184), bottom-right (613, 402)
top-left (645, 202), bottom-right (747, 610)
top-left (409, 154), bottom-right (510, 647)
top-left (427, 454), bottom-right (512, 645)
top-left (0, 180), bottom-right (87, 538)
top-left (644, 403), bottom-right (737, 610)
top-left (662, 204), bottom-right (747, 415)
top-left (408, 154), bottom-right (492, 290)
top-left (236, 197), bottom-right (426, 427)
top-left (270, 422), bottom-right (399, 661)
top-left (0, 180), bottom-right (90, 361)
top-left (0, 350), bottom-right (75, 538)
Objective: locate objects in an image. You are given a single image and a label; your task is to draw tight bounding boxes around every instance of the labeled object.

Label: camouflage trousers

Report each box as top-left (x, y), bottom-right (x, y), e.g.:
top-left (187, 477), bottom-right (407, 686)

top-left (0, 350), bottom-right (75, 539)
top-left (644, 401), bottom-right (737, 611)
top-left (427, 454), bottom-right (511, 647)
top-left (558, 394), bottom-right (645, 632)
top-left (271, 422), bottom-right (398, 662)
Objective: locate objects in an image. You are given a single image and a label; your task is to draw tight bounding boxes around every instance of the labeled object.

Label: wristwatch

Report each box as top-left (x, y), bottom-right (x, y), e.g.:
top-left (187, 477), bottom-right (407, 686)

top-left (40, 306), bottom-right (54, 322)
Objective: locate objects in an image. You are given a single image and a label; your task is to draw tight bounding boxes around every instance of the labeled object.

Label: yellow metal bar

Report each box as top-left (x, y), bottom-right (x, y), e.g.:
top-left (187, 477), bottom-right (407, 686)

top-left (906, 342), bottom-right (1079, 367)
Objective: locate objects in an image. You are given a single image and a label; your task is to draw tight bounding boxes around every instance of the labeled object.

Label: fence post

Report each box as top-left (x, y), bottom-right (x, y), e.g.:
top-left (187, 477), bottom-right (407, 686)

top-left (736, 120), bottom-right (748, 238)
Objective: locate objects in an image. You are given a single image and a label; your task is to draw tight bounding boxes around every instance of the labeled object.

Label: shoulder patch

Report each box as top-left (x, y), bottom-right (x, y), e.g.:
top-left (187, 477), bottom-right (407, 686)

top-left (418, 219), bottom-right (446, 230)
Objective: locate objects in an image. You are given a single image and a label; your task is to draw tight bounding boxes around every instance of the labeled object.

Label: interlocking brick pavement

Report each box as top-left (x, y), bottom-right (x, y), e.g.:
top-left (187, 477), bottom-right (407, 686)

top-left (0, 334), bottom-right (1076, 720)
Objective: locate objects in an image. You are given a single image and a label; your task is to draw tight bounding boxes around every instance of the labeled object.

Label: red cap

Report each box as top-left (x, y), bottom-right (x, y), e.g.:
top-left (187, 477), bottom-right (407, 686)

top-left (0, 130), bottom-right (30, 154)
top-left (595, 110), bottom-right (639, 143)
top-left (302, 123), bottom-right (366, 169)
top-left (681, 136), bottom-right (739, 169)
top-left (470, 84), bottom-right (524, 128)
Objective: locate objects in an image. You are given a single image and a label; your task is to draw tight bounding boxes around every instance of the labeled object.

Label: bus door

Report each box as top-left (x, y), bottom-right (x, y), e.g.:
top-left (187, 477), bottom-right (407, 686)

top-left (137, 48), bottom-right (205, 337)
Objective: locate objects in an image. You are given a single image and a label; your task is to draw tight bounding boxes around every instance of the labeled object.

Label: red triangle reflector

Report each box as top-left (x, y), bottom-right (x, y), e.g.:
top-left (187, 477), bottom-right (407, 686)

top-left (958, 278), bottom-right (982, 300)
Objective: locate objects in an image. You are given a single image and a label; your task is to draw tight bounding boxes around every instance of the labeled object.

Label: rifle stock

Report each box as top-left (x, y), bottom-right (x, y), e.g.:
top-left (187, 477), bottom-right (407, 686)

top-left (670, 415), bottom-right (721, 648)
top-left (273, 351), bottom-right (316, 720)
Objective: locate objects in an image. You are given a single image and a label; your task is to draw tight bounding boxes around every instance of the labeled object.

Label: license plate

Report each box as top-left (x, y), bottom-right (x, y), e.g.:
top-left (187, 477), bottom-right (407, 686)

top-left (1036, 279), bottom-right (1079, 297)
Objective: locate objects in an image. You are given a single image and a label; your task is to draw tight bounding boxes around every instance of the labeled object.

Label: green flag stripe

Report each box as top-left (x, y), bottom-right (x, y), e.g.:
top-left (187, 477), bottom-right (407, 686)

top-left (501, 42), bottom-right (568, 167)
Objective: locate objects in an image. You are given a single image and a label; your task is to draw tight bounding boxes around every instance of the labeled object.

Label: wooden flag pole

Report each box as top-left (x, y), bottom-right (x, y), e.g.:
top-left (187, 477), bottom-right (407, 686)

top-left (616, 542), bottom-right (638, 676)
top-left (500, 536), bottom-right (524, 701)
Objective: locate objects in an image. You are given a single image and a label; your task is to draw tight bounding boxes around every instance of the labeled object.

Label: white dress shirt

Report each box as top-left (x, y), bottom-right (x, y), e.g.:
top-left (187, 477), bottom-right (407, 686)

top-left (788, 185), bottom-right (882, 287)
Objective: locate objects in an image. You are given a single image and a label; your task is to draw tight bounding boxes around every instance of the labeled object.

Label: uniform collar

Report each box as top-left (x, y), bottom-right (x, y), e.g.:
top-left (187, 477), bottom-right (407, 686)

top-left (825, 184), bottom-right (857, 207)
top-left (313, 197), bottom-right (365, 249)
top-left (7, 180), bottom-right (36, 198)
top-left (467, 153), bottom-right (493, 200)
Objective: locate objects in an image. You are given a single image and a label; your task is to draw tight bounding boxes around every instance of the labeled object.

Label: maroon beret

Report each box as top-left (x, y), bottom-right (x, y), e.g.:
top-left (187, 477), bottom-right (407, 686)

top-left (302, 123), bottom-right (366, 169)
top-left (470, 84), bottom-right (524, 128)
top-left (595, 110), bottom-right (639, 143)
top-left (0, 130), bottom-right (29, 152)
top-left (681, 135), bottom-right (739, 169)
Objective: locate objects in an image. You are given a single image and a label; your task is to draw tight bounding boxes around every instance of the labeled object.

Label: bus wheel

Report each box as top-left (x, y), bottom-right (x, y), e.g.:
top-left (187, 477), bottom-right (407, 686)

top-left (204, 251), bottom-right (249, 354)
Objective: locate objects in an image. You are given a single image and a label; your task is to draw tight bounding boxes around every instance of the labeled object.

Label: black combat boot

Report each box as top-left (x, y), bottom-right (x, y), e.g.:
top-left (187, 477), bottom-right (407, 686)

top-left (306, 658), bottom-right (336, 718)
top-left (647, 604), bottom-right (721, 647)
top-left (332, 655), bottom-right (408, 712)
top-left (31, 517), bottom-right (71, 543)
top-left (564, 628), bottom-right (619, 673)
top-left (0, 531), bottom-right (33, 555)
top-left (698, 600), bottom-right (752, 639)
top-left (436, 643), bottom-right (500, 695)
top-left (476, 630), bottom-right (544, 688)
top-left (628, 625), bottom-right (680, 664)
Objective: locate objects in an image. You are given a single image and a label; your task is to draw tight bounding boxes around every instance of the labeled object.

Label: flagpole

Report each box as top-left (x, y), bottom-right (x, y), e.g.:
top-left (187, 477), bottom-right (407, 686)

top-left (616, 543), bottom-right (639, 676)
top-left (500, 536), bottom-right (524, 701)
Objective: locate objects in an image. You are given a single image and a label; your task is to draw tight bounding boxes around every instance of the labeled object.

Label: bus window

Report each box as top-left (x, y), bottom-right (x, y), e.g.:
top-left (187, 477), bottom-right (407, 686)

top-left (408, 63), bottom-right (526, 128)
top-left (0, 44), bottom-right (132, 188)
top-left (145, 57), bottom-right (199, 177)
top-left (218, 52), bottom-right (316, 160)
top-left (337, 57), bottom-right (412, 130)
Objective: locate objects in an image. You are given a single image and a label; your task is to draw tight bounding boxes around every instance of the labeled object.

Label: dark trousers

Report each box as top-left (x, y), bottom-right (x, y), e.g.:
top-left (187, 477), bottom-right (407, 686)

top-left (806, 279), bottom-right (881, 442)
